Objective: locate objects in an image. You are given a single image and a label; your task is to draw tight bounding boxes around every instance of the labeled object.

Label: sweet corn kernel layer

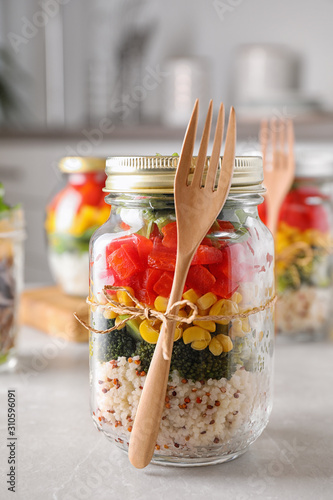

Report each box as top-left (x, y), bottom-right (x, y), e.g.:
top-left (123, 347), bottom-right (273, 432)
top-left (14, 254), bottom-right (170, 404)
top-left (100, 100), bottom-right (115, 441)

top-left (100, 288), bottom-right (249, 353)
top-left (94, 357), bottom-right (271, 455)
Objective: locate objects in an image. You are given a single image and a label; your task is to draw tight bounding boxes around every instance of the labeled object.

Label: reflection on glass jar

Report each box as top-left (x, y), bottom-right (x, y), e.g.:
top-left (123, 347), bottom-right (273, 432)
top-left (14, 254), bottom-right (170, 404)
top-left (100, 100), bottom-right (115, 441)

top-left (0, 185), bottom-right (25, 371)
top-left (89, 156), bottom-right (275, 466)
top-left (45, 157), bottom-right (109, 297)
top-left (275, 150), bottom-right (333, 340)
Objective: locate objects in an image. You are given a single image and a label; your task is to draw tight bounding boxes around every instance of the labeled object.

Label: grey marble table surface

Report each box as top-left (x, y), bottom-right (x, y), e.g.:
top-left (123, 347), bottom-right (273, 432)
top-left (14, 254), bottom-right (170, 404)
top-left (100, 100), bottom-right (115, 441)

top-left (0, 326), bottom-right (332, 500)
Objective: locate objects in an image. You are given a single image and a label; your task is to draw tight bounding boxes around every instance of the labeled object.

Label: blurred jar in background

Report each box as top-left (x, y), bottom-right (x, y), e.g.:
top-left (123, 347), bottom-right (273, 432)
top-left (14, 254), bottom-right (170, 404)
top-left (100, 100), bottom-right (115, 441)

top-left (275, 150), bottom-right (333, 340)
top-left (45, 157), bottom-right (109, 297)
top-left (231, 44), bottom-right (320, 118)
top-left (161, 57), bottom-right (210, 128)
top-left (0, 184), bottom-right (25, 371)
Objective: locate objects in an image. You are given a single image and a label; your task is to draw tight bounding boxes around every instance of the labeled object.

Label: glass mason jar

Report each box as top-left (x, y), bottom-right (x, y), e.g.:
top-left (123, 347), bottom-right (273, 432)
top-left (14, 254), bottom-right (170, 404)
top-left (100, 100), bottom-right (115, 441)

top-left (89, 156), bottom-right (275, 466)
top-left (275, 150), bottom-right (333, 340)
top-left (45, 157), bottom-right (109, 297)
top-left (0, 189), bottom-right (25, 371)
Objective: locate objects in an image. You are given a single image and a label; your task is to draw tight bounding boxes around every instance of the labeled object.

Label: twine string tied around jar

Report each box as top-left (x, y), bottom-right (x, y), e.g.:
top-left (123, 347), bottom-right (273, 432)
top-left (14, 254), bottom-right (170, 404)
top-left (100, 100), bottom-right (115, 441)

top-left (74, 286), bottom-right (277, 334)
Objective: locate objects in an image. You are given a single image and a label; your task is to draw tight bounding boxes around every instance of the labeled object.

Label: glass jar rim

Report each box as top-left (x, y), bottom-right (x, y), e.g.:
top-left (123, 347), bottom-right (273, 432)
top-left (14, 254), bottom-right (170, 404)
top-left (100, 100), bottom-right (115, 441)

top-left (104, 155), bottom-right (265, 194)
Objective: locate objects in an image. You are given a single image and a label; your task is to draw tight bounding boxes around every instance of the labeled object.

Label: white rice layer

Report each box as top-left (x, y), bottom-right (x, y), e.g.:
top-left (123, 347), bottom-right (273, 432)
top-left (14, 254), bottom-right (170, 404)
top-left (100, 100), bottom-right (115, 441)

top-left (48, 250), bottom-right (89, 296)
top-left (277, 285), bottom-right (332, 335)
top-left (93, 356), bottom-right (270, 454)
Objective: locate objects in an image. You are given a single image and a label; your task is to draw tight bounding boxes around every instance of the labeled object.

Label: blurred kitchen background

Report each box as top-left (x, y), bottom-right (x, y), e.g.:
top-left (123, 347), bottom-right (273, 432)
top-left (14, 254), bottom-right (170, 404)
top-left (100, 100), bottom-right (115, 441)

top-left (1, 0), bottom-right (333, 283)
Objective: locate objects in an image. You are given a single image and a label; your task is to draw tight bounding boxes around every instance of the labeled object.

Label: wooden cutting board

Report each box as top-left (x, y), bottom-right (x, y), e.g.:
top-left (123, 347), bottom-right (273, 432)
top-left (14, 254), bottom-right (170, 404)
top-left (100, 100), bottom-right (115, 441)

top-left (19, 286), bottom-right (89, 342)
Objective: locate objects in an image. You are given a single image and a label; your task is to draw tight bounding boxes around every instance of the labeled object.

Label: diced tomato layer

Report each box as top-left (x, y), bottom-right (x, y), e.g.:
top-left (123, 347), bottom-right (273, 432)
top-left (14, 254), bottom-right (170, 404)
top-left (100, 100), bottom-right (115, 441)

top-left (48, 173), bottom-right (106, 214)
top-left (136, 289), bottom-right (157, 307)
top-left (213, 261), bottom-right (247, 283)
top-left (106, 234), bottom-right (152, 264)
top-left (209, 243), bottom-right (248, 283)
top-left (98, 267), bottom-right (140, 289)
top-left (73, 173), bottom-right (106, 208)
top-left (107, 243), bottom-right (143, 279)
top-left (162, 221), bottom-right (220, 249)
top-left (106, 235), bottom-right (133, 257)
top-left (191, 245), bottom-right (223, 265)
top-left (148, 238), bottom-right (176, 271)
top-left (141, 268), bottom-right (163, 292)
top-left (101, 221), bottom-right (255, 302)
top-left (136, 235), bottom-right (153, 262)
top-left (279, 187), bottom-right (330, 233)
top-left (148, 250), bottom-right (176, 271)
top-left (153, 271), bottom-right (174, 297)
top-left (186, 265), bottom-right (216, 294)
top-left (208, 262), bottom-right (224, 279)
top-left (161, 222), bottom-right (177, 249)
top-left (126, 272), bottom-right (143, 294)
top-left (161, 220), bottom-right (235, 251)
top-left (210, 275), bottom-right (238, 299)
top-left (200, 237), bottom-right (213, 246)
top-left (99, 268), bottom-right (143, 294)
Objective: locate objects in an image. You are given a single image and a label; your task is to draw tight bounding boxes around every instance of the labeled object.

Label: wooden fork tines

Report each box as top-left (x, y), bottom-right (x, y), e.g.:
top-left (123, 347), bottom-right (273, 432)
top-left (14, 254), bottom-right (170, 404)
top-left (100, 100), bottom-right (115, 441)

top-left (260, 118), bottom-right (295, 236)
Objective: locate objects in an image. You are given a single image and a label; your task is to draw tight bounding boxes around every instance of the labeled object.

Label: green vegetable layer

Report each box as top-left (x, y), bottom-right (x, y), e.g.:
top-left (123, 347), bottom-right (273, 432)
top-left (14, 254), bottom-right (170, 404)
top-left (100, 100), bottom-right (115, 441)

top-left (48, 227), bottom-right (97, 254)
top-left (277, 250), bottom-right (331, 293)
top-left (90, 314), bottom-right (261, 382)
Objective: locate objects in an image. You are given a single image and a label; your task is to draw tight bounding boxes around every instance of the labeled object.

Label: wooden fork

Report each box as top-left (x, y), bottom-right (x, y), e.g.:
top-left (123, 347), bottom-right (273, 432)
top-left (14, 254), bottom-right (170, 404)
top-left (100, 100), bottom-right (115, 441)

top-left (260, 118), bottom-right (295, 235)
top-left (128, 99), bottom-right (236, 469)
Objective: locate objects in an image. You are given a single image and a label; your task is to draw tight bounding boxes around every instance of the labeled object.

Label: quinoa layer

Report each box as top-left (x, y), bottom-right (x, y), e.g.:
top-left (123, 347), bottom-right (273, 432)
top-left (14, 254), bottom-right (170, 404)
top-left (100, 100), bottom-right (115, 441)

top-left (277, 285), bottom-right (332, 335)
top-left (48, 250), bottom-right (89, 296)
top-left (93, 356), bottom-right (270, 455)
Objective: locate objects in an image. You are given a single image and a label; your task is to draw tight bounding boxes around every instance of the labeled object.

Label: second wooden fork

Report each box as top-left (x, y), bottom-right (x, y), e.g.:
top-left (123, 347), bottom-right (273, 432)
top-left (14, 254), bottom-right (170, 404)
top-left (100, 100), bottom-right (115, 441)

top-left (260, 118), bottom-right (295, 236)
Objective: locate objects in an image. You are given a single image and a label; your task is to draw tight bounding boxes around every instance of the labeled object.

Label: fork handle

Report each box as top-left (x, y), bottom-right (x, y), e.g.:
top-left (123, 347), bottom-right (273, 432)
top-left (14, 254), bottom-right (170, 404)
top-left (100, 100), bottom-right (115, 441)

top-left (128, 253), bottom-right (192, 469)
top-left (267, 203), bottom-right (279, 236)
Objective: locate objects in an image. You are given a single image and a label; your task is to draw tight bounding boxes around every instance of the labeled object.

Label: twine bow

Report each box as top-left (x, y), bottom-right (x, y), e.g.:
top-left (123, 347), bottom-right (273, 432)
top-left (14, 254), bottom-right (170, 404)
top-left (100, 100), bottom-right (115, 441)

top-left (74, 285), bottom-right (277, 335)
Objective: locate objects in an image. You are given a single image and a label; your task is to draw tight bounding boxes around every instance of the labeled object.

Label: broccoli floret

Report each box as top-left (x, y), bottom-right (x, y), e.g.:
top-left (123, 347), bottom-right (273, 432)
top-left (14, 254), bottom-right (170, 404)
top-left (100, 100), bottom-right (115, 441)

top-left (96, 330), bottom-right (137, 362)
top-left (134, 341), bottom-right (156, 373)
top-left (92, 314), bottom-right (137, 362)
top-left (133, 339), bottom-right (238, 382)
top-left (170, 341), bottom-right (234, 381)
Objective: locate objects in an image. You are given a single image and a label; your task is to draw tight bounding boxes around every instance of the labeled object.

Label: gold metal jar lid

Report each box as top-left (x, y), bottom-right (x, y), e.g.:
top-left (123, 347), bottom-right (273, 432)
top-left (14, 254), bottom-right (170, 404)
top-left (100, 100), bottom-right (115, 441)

top-left (58, 157), bottom-right (106, 173)
top-left (104, 156), bottom-right (264, 194)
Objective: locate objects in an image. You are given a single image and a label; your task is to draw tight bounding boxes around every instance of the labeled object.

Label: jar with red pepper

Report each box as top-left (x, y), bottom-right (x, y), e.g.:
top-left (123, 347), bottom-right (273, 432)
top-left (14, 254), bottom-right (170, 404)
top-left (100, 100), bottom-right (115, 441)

top-left (89, 155), bottom-right (275, 466)
top-left (45, 157), bottom-right (109, 296)
top-left (275, 150), bottom-right (333, 340)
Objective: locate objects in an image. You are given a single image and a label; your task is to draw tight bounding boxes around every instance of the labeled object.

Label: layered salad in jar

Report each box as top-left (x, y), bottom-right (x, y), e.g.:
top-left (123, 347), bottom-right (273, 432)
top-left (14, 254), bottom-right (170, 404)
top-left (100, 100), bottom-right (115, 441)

top-left (89, 202), bottom-right (275, 464)
top-left (45, 171), bottom-right (109, 296)
top-left (275, 185), bottom-right (332, 338)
